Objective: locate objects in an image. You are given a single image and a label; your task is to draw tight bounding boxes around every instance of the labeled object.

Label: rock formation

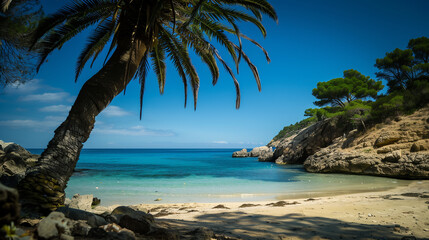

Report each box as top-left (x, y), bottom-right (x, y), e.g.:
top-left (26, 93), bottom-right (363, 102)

top-left (0, 140), bottom-right (39, 188)
top-left (265, 106), bottom-right (429, 179)
top-left (303, 107), bottom-right (429, 179)
top-left (232, 148), bottom-right (248, 157)
top-left (269, 116), bottom-right (349, 164)
top-left (232, 146), bottom-right (274, 159)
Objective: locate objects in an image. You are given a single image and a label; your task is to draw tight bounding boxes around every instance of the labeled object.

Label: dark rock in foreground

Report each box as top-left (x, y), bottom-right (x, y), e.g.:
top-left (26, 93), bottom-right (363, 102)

top-left (0, 183), bottom-right (19, 225)
top-left (0, 140), bottom-right (39, 188)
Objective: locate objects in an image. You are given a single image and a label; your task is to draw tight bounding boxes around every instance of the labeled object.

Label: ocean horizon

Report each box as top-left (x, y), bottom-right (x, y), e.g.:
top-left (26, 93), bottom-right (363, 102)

top-left (29, 148), bottom-right (409, 206)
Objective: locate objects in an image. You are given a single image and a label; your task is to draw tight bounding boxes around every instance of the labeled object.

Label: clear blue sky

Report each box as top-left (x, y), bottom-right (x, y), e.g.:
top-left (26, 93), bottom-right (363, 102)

top-left (1, 0), bottom-right (429, 148)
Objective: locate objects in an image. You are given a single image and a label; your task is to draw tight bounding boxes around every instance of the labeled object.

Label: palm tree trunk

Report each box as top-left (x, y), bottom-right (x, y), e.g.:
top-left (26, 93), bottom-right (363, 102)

top-left (18, 40), bottom-right (147, 213)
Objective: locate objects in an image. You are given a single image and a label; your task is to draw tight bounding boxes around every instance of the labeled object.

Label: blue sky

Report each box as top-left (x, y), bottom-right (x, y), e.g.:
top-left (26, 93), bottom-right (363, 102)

top-left (1, 0), bottom-right (429, 148)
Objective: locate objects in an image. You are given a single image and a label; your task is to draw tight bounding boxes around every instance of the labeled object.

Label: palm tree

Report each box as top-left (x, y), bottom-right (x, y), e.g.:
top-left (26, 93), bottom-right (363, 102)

top-left (18, 0), bottom-right (277, 212)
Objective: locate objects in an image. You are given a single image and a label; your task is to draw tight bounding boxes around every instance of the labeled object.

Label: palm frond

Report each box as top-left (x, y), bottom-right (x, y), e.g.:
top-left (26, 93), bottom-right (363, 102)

top-left (232, 42), bottom-right (261, 91)
top-left (159, 28), bottom-right (189, 108)
top-left (31, 0), bottom-right (116, 49)
top-left (216, 0), bottom-right (278, 22)
top-left (193, 15), bottom-right (238, 71)
top-left (137, 52), bottom-right (150, 119)
top-left (175, 25), bottom-right (219, 85)
top-left (202, 4), bottom-right (267, 37)
top-left (75, 18), bottom-right (115, 81)
top-left (150, 42), bottom-right (167, 94)
top-left (213, 48), bottom-right (241, 109)
top-left (161, 27), bottom-right (199, 110)
top-left (180, 0), bottom-right (205, 30)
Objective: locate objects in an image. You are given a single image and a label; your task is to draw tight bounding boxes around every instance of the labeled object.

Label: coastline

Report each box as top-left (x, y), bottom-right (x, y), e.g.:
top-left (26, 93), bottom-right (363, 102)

top-left (89, 180), bottom-right (429, 239)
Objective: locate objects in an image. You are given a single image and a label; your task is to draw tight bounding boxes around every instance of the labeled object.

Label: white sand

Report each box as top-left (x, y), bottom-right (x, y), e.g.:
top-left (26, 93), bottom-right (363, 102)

top-left (119, 180), bottom-right (429, 240)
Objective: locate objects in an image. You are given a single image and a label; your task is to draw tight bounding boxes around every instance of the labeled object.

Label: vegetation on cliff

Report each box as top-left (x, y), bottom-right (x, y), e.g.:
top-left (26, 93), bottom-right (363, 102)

top-left (272, 36), bottom-right (429, 141)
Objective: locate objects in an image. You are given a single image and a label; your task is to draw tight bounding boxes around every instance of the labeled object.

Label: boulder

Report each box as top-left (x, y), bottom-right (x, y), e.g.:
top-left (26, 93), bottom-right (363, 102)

top-left (110, 206), bottom-right (154, 234)
top-left (71, 220), bottom-right (91, 236)
top-left (37, 212), bottom-right (74, 240)
top-left (0, 141), bottom-right (40, 188)
top-left (258, 152), bottom-right (274, 162)
top-left (0, 183), bottom-right (19, 225)
top-left (187, 227), bottom-right (214, 240)
top-left (88, 214), bottom-right (108, 227)
top-left (382, 150), bottom-right (402, 163)
top-left (249, 146), bottom-right (272, 157)
top-left (0, 155), bottom-right (28, 187)
top-left (3, 143), bottom-right (31, 158)
top-left (147, 227), bottom-right (180, 240)
top-left (56, 206), bottom-right (104, 223)
top-left (88, 225), bottom-right (136, 240)
top-left (0, 140), bottom-right (12, 150)
top-left (103, 223), bottom-right (136, 238)
top-left (374, 132), bottom-right (401, 148)
top-left (92, 197), bottom-right (101, 206)
top-left (69, 194), bottom-right (93, 211)
top-left (232, 148), bottom-right (248, 158)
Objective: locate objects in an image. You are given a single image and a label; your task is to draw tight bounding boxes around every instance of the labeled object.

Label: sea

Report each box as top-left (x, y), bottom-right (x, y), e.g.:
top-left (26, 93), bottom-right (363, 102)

top-left (29, 148), bottom-right (409, 206)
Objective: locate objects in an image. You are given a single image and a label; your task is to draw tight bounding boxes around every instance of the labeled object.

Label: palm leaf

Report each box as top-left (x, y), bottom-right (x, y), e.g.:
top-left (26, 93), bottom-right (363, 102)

top-left (150, 42), bottom-right (167, 94)
top-left (212, 48), bottom-right (241, 109)
top-left (75, 18), bottom-right (115, 81)
top-left (137, 52), bottom-right (150, 119)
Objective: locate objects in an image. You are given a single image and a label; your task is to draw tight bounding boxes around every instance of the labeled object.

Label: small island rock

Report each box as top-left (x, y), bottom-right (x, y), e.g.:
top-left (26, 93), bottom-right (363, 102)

top-left (232, 148), bottom-right (248, 157)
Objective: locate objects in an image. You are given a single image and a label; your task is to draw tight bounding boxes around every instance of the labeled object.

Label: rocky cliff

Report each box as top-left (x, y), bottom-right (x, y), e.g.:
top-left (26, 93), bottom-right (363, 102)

top-left (268, 106), bottom-right (429, 179)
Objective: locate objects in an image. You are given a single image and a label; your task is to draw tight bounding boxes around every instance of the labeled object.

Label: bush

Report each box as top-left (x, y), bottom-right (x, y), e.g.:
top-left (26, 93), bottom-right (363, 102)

top-left (272, 117), bottom-right (317, 141)
top-left (370, 92), bottom-right (404, 120)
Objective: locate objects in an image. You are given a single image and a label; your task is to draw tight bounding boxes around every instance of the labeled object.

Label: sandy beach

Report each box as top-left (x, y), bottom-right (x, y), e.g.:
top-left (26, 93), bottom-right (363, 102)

top-left (93, 180), bottom-right (429, 240)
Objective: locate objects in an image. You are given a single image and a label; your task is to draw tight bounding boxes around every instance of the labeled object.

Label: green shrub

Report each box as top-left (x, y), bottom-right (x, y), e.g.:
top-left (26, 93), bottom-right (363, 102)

top-left (370, 92), bottom-right (404, 120)
top-left (272, 117), bottom-right (317, 141)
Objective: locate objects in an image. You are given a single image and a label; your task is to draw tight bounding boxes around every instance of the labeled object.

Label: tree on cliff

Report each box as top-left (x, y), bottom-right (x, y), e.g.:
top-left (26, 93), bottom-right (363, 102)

top-left (312, 69), bottom-right (383, 108)
top-left (374, 48), bottom-right (415, 92)
top-left (0, 0), bottom-right (43, 87)
top-left (407, 36), bottom-right (429, 77)
top-left (18, 0), bottom-right (277, 212)
top-left (375, 37), bottom-right (429, 93)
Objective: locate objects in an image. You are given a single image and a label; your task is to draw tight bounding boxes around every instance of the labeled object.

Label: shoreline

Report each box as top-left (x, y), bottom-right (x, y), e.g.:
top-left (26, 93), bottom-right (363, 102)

top-left (89, 180), bottom-right (429, 239)
top-left (80, 177), bottom-right (411, 207)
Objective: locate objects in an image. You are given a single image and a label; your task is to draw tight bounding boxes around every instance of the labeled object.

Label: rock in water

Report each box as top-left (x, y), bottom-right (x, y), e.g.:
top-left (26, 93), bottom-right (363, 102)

top-left (258, 152), bottom-right (274, 162)
top-left (0, 183), bottom-right (19, 225)
top-left (232, 148), bottom-right (248, 157)
top-left (69, 194), bottom-right (93, 211)
top-left (249, 146), bottom-right (272, 157)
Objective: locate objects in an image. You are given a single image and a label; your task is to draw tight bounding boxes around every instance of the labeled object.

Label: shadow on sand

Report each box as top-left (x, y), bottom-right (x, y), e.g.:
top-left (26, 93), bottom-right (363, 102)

top-left (161, 211), bottom-right (422, 240)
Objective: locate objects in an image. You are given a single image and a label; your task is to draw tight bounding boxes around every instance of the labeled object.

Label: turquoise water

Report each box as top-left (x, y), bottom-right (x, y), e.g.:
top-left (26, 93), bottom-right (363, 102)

top-left (29, 149), bottom-right (409, 206)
